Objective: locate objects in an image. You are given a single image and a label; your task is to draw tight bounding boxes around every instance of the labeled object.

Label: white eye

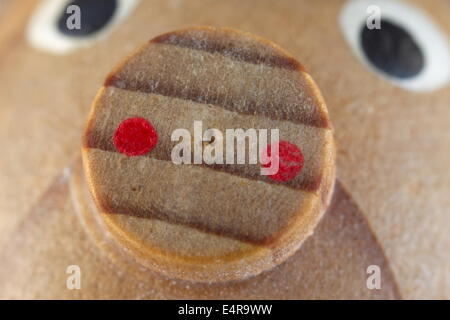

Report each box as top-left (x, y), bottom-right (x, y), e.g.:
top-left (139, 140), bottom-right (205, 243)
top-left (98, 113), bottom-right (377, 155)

top-left (340, 0), bottom-right (450, 92)
top-left (27, 0), bottom-right (140, 54)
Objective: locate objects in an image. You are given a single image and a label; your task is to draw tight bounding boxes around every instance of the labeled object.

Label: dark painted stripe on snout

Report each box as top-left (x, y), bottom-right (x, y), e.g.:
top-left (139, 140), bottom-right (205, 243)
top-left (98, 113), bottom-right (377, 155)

top-left (150, 29), bottom-right (305, 71)
top-left (104, 74), bottom-right (329, 129)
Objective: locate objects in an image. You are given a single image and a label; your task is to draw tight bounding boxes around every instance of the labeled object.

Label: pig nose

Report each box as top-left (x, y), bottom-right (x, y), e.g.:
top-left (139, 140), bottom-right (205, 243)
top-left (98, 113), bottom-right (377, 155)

top-left (81, 26), bottom-right (336, 282)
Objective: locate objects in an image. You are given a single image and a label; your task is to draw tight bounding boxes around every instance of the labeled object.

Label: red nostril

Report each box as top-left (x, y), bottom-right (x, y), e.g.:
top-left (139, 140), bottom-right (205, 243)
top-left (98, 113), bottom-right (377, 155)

top-left (113, 117), bottom-right (158, 156)
top-left (262, 140), bottom-right (304, 182)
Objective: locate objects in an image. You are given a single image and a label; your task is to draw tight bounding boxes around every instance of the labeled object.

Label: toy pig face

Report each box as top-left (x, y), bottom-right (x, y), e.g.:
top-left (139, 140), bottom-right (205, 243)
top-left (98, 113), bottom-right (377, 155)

top-left (0, 0), bottom-right (449, 298)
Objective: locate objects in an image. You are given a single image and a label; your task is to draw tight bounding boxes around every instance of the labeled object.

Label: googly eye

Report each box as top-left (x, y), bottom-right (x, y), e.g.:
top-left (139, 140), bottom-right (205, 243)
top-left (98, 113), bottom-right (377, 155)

top-left (27, 0), bottom-right (140, 54)
top-left (340, 0), bottom-right (450, 92)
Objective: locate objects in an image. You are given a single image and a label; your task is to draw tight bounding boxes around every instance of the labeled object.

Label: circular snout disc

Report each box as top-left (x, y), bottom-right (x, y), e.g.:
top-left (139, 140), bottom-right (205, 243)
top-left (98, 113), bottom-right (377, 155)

top-left (82, 27), bottom-right (335, 282)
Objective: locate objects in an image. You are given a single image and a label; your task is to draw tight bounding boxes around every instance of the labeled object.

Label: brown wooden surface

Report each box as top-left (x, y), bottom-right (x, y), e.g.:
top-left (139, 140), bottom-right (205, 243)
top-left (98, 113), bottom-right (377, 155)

top-left (0, 0), bottom-right (449, 298)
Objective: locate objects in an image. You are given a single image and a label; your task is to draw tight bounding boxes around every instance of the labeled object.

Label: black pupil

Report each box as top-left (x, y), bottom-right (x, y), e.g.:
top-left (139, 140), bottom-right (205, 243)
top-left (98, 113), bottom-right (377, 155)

top-left (360, 19), bottom-right (424, 79)
top-left (57, 0), bottom-right (117, 37)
